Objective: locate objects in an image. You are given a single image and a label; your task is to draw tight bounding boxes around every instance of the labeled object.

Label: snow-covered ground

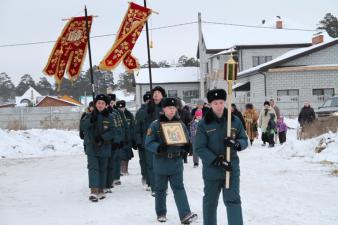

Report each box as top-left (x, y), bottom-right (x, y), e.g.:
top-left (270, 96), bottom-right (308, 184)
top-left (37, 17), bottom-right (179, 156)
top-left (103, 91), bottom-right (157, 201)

top-left (1, 119), bottom-right (338, 225)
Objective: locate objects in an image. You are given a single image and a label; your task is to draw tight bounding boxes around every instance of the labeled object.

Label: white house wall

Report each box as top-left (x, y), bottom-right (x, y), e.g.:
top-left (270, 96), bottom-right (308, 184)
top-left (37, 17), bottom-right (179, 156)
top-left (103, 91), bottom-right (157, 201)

top-left (239, 47), bottom-right (300, 71)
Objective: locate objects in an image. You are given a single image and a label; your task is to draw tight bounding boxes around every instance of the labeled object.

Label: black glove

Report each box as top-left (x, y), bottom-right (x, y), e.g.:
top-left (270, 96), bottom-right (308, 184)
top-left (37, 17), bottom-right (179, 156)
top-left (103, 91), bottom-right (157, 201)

top-left (157, 143), bottom-right (167, 153)
top-left (224, 137), bottom-right (241, 150)
top-left (111, 142), bottom-right (120, 150)
top-left (132, 141), bottom-right (138, 150)
top-left (94, 135), bottom-right (104, 147)
top-left (137, 144), bottom-right (143, 150)
top-left (182, 151), bottom-right (188, 164)
top-left (213, 156), bottom-right (232, 171)
top-left (184, 143), bottom-right (192, 156)
top-left (90, 111), bottom-right (98, 123)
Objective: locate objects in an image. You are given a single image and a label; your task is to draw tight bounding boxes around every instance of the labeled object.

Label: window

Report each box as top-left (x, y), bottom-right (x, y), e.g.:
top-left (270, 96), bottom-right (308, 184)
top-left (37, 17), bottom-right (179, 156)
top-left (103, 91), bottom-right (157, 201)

top-left (252, 56), bottom-right (273, 67)
top-left (312, 88), bottom-right (334, 96)
top-left (183, 90), bottom-right (199, 103)
top-left (168, 90), bottom-right (178, 97)
top-left (277, 89), bottom-right (299, 96)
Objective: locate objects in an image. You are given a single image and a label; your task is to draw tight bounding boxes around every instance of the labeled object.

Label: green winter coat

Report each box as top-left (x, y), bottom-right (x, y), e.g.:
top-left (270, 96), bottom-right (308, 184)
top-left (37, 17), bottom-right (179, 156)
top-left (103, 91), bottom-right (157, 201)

top-left (135, 101), bottom-right (163, 147)
top-left (80, 110), bottom-right (117, 157)
top-left (145, 114), bottom-right (189, 175)
top-left (195, 108), bottom-right (248, 180)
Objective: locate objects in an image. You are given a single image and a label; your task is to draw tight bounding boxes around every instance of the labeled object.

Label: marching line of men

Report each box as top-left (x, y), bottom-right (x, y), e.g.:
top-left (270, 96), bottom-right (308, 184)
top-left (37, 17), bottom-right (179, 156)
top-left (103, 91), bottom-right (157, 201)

top-left (80, 86), bottom-right (248, 225)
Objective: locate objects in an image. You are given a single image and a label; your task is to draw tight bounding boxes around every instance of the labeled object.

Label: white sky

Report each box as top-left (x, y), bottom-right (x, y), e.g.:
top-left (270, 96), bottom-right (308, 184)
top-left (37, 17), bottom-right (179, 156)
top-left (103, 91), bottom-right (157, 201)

top-left (0, 0), bottom-right (337, 85)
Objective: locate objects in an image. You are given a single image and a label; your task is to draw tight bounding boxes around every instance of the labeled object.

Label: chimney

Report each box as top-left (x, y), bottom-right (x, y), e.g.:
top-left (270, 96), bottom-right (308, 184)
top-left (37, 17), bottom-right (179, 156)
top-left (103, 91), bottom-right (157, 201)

top-left (312, 34), bottom-right (324, 45)
top-left (276, 20), bottom-right (283, 29)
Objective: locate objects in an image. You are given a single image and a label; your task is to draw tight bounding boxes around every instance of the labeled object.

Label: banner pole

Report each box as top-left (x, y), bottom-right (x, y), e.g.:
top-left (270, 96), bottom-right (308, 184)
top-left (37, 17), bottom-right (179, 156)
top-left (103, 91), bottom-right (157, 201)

top-left (144, 0), bottom-right (153, 91)
top-left (84, 5), bottom-right (95, 100)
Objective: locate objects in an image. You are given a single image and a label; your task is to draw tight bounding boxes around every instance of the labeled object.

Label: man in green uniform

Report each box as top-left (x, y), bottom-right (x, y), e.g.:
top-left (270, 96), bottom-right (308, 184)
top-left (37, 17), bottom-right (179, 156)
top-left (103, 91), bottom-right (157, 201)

top-left (105, 94), bottom-right (124, 193)
top-left (135, 86), bottom-right (166, 196)
top-left (195, 89), bottom-right (248, 225)
top-left (134, 92), bottom-right (152, 186)
top-left (80, 94), bottom-right (116, 202)
top-left (145, 97), bottom-right (197, 224)
top-left (116, 100), bottom-right (136, 175)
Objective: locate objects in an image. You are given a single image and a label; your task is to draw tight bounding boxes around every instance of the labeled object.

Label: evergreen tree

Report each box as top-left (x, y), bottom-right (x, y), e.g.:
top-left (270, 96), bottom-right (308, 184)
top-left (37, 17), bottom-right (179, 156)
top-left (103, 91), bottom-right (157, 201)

top-left (0, 72), bottom-right (15, 101)
top-left (141, 60), bottom-right (160, 68)
top-left (36, 77), bottom-right (54, 95)
top-left (178, 55), bottom-right (188, 67)
top-left (117, 72), bottom-right (135, 93)
top-left (183, 57), bottom-right (200, 67)
top-left (158, 60), bottom-right (171, 68)
top-left (318, 13), bottom-right (338, 38)
top-left (16, 74), bottom-right (36, 96)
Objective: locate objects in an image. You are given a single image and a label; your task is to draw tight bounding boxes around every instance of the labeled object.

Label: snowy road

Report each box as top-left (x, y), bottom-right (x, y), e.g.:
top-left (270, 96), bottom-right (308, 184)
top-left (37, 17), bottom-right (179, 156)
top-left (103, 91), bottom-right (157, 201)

top-left (1, 138), bottom-right (338, 225)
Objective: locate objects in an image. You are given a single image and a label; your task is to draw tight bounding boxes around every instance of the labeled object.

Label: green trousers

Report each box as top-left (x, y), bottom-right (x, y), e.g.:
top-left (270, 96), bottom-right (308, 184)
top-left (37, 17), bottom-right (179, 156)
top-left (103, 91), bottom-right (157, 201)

top-left (155, 172), bottom-right (191, 220)
top-left (87, 155), bottom-right (108, 188)
top-left (203, 176), bottom-right (243, 225)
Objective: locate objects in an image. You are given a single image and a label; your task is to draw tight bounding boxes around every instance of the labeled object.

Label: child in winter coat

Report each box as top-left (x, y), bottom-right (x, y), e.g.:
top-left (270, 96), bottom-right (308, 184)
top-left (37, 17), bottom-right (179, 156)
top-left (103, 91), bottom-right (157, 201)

top-left (277, 116), bottom-right (287, 144)
top-left (266, 113), bottom-right (277, 147)
top-left (190, 109), bottom-right (203, 167)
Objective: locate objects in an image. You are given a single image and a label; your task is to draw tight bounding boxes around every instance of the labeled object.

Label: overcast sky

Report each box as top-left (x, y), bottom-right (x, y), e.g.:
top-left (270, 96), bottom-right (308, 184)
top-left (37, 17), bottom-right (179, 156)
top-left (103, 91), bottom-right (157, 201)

top-left (0, 0), bottom-right (337, 85)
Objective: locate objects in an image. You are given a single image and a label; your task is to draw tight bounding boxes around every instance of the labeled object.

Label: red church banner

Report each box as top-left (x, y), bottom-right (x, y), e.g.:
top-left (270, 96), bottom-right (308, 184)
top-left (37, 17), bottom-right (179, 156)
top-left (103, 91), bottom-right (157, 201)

top-left (99, 2), bottom-right (152, 72)
top-left (43, 16), bottom-right (93, 83)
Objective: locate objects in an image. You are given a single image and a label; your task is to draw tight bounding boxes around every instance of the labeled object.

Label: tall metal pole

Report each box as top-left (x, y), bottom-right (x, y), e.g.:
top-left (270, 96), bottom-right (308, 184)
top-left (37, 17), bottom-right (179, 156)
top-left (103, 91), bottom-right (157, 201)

top-left (84, 5), bottom-right (95, 99)
top-left (144, 0), bottom-right (153, 91)
top-left (198, 12), bottom-right (205, 99)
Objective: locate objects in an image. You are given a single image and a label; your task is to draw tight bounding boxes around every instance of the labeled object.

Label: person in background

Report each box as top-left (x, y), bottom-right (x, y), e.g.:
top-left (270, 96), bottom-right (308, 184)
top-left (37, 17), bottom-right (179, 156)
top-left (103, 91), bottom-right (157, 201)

top-left (231, 103), bottom-right (246, 129)
top-left (298, 101), bottom-right (316, 129)
top-left (277, 116), bottom-right (287, 144)
top-left (115, 100), bottom-right (135, 176)
top-left (258, 101), bottom-right (277, 147)
top-left (189, 109), bottom-right (203, 167)
top-left (266, 113), bottom-right (277, 147)
top-left (191, 99), bottom-right (209, 117)
top-left (269, 99), bottom-right (280, 119)
top-left (80, 101), bottom-right (94, 140)
top-left (243, 103), bottom-right (259, 146)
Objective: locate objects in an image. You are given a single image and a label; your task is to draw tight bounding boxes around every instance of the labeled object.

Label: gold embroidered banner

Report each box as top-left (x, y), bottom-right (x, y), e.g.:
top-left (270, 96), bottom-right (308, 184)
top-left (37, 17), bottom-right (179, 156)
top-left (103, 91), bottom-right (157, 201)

top-left (99, 2), bottom-right (152, 72)
top-left (43, 16), bottom-right (93, 83)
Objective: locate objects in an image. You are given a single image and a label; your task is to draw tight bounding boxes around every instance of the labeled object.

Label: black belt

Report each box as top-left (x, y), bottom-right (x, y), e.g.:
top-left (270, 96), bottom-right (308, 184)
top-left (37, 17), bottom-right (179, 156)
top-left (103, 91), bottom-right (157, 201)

top-left (157, 152), bottom-right (182, 159)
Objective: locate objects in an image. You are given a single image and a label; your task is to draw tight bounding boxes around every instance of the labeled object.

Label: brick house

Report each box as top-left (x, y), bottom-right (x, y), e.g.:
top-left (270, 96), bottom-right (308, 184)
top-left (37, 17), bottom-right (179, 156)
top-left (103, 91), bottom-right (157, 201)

top-left (236, 36), bottom-right (338, 116)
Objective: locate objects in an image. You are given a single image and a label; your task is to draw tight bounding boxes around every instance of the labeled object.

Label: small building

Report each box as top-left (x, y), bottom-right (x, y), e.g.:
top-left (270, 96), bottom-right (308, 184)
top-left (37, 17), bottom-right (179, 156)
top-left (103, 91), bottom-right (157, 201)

top-left (134, 67), bottom-right (200, 107)
top-left (36, 95), bottom-right (82, 107)
top-left (15, 86), bottom-right (42, 107)
top-left (235, 36), bottom-right (338, 116)
top-left (0, 103), bottom-right (16, 108)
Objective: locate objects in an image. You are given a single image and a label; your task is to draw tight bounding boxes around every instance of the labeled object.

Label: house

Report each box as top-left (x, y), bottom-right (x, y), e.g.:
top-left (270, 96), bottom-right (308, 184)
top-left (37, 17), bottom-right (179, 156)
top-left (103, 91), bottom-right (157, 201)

top-left (36, 95), bottom-right (83, 107)
top-left (235, 35), bottom-right (338, 116)
top-left (198, 18), bottom-right (316, 91)
top-left (15, 86), bottom-right (42, 106)
top-left (134, 67), bottom-right (200, 106)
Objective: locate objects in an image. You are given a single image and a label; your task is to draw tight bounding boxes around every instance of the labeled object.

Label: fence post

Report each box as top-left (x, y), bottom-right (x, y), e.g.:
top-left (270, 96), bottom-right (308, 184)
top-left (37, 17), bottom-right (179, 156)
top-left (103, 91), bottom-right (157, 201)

top-left (50, 107), bottom-right (52, 128)
top-left (20, 108), bottom-right (24, 130)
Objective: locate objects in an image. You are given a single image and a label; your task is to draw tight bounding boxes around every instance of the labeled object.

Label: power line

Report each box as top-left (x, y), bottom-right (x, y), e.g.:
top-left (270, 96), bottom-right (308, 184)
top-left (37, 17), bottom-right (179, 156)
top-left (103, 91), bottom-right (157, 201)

top-left (0, 20), bottom-right (317, 48)
top-left (203, 20), bottom-right (317, 32)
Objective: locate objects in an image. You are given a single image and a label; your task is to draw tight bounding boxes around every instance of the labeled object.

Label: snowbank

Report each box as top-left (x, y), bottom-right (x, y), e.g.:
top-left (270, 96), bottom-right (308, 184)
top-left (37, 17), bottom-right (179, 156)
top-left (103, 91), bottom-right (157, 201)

top-left (0, 129), bottom-right (83, 158)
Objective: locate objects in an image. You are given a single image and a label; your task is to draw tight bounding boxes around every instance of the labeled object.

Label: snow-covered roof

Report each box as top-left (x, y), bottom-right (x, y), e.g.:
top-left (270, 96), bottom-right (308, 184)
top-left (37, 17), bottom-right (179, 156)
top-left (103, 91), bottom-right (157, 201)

top-left (15, 86), bottom-right (42, 106)
top-left (135, 67), bottom-right (200, 84)
top-left (36, 96), bottom-right (82, 106)
top-left (238, 37), bottom-right (338, 77)
top-left (202, 18), bottom-right (315, 50)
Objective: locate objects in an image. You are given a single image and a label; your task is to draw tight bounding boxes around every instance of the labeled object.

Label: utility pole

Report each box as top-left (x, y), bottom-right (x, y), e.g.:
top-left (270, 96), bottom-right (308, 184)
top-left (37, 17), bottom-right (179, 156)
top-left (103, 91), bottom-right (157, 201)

top-left (198, 12), bottom-right (205, 99)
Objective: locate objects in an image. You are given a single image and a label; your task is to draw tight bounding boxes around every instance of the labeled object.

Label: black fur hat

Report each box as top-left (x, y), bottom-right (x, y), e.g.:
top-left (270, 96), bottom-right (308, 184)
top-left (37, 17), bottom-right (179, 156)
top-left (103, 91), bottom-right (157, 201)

top-left (207, 89), bottom-right (227, 103)
top-left (107, 94), bottom-right (116, 102)
top-left (94, 94), bottom-right (109, 105)
top-left (116, 100), bottom-right (126, 108)
top-left (162, 98), bottom-right (177, 108)
top-left (143, 92), bottom-right (152, 102)
top-left (264, 101), bottom-right (270, 106)
top-left (151, 86), bottom-right (167, 98)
